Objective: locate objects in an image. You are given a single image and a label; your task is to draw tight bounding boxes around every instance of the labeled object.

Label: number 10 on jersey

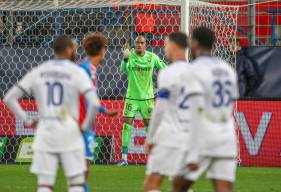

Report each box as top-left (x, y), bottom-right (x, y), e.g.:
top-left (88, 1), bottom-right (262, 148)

top-left (46, 82), bottom-right (64, 106)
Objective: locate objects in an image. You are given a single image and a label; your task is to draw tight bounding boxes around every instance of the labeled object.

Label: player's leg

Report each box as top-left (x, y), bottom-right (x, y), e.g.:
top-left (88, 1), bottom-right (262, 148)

top-left (82, 128), bottom-right (95, 191)
top-left (30, 151), bottom-right (59, 192)
top-left (120, 117), bottom-right (134, 164)
top-left (68, 174), bottom-right (85, 192)
top-left (119, 99), bottom-right (138, 165)
top-left (144, 144), bottom-right (165, 192)
top-left (172, 176), bottom-right (193, 192)
top-left (172, 151), bottom-right (194, 192)
top-left (140, 99), bottom-right (154, 134)
top-left (83, 159), bottom-right (91, 192)
top-left (85, 160), bottom-right (91, 179)
top-left (211, 180), bottom-right (233, 192)
top-left (37, 175), bottom-right (56, 192)
top-left (145, 145), bottom-right (183, 192)
top-left (207, 158), bottom-right (237, 192)
top-left (60, 150), bottom-right (87, 192)
top-left (172, 156), bottom-right (211, 192)
top-left (144, 173), bottom-right (164, 192)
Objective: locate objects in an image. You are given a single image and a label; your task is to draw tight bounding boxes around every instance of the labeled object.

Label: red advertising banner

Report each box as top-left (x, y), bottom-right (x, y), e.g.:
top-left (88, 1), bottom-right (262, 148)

top-left (1, 99), bottom-right (281, 166)
top-left (236, 100), bottom-right (281, 167)
top-left (0, 100), bottom-right (147, 163)
top-left (0, 100), bottom-right (38, 136)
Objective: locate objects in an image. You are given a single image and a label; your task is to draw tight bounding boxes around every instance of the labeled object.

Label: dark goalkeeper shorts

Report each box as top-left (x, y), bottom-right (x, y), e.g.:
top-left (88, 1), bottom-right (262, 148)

top-left (123, 99), bottom-right (154, 120)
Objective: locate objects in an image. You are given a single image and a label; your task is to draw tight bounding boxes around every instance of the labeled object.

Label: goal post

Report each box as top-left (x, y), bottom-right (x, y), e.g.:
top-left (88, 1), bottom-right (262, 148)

top-left (181, 0), bottom-right (189, 35)
top-left (181, 0), bottom-right (189, 59)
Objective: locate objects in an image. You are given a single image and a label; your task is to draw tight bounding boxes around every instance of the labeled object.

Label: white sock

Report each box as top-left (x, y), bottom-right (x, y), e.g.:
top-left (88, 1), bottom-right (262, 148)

top-left (68, 186), bottom-right (83, 192)
top-left (122, 154), bottom-right (128, 161)
top-left (147, 190), bottom-right (160, 192)
top-left (37, 187), bottom-right (52, 192)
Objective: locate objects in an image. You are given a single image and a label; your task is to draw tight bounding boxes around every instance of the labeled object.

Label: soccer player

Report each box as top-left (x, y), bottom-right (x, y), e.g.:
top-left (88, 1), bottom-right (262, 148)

top-left (4, 35), bottom-right (101, 192)
top-left (118, 35), bottom-right (166, 166)
top-left (144, 32), bottom-right (196, 192)
top-left (172, 26), bottom-right (238, 192)
top-left (79, 33), bottom-right (118, 191)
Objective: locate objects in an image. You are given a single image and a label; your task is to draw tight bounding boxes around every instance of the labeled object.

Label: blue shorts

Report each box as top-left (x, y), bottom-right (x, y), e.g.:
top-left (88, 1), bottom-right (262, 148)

top-left (83, 129), bottom-right (96, 161)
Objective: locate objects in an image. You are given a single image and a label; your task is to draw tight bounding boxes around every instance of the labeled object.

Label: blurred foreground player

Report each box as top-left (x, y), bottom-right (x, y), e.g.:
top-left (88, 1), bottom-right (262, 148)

top-left (118, 35), bottom-right (166, 166)
top-left (4, 35), bottom-right (102, 192)
top-left (79, 33), bottom-right (118, 191)
top-left (144, 32), bottom-right (196, 192)
top-left (172, 27), bottom-right (238, 192)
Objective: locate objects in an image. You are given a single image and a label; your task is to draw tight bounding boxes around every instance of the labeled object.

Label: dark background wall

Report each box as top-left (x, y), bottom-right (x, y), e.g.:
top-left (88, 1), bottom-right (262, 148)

top-left (243, 46), bottom-right (281, 98)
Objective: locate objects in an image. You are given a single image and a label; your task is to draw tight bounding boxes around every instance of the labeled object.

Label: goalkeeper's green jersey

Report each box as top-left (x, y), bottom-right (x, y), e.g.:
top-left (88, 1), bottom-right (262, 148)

top-left (120, 50), bottom-right (166, 100)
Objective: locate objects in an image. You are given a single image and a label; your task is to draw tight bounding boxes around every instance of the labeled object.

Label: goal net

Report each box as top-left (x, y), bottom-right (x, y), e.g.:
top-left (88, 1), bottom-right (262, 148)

top-left (0, 0), bottom-right (239, 165)
top-left (189, 0), bottom-right (239, 66)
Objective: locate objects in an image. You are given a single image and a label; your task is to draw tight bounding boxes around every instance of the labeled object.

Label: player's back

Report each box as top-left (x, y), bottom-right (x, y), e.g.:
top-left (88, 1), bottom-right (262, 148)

top-left (25, 59), bottom-right (92, 152)
top-left (154, 61), bottom-right (195, 150)
top-left (191, 56), bottom-right (238, 157)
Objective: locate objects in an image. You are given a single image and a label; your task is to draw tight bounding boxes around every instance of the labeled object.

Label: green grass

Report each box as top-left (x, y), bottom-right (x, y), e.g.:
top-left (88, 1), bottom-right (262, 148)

top-left (0, 165), bottom-right (280, 192)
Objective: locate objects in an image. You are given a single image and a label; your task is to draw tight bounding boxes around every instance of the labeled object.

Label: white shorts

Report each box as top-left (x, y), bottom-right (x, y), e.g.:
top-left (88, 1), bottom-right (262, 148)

top-left (146, 145), bottom-right (186, 177)
top-left (31, 150), bottom-right (86, 177)
top-left (177, 156), bottom-right (237, 182)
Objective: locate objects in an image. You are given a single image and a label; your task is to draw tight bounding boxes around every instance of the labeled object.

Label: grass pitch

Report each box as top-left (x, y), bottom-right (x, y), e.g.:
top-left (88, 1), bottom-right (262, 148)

top-left (0, 165), bottom-right (280, 192)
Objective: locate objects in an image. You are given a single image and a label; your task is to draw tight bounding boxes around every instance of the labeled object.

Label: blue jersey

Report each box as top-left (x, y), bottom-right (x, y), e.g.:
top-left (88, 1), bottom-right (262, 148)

top-left (79, 58), bottom-right (97, 86)
top-left (79, 58), bottom-right (97, 161)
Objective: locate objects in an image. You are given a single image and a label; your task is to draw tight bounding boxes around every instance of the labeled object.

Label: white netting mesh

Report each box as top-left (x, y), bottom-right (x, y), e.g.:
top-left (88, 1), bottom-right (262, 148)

top-left (0, 0), bottom-right (181, 10)
top-left (0, 0), bottom-right (238, 164)
top-left (189, 1), bottom-right (239, 66)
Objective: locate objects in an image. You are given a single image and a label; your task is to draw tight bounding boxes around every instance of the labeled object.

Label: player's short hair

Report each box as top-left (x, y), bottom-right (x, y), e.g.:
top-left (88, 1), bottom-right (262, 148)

top-left (82, 33), bottom-right (107, 56)
top-left (53, 35), bottom-right (75, 55)
top-left (135, 34), bottom-right (147, 44)
top-left (191, 26), bottom-right (216, 50)
top-left (168, 32), bottom-right (188, 49)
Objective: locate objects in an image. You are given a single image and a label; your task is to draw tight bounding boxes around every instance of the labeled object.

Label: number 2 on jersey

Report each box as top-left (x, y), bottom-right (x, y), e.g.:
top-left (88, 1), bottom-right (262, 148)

top-left (212, 80), bottom-right (232, 108)
top-left (46, 82), bottom-right (64, 106)
top-left (179, 88), bottom-right (189, 109)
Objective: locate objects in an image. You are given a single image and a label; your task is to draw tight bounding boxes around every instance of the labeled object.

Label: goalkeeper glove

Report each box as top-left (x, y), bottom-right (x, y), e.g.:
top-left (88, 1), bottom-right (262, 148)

top-left (122, 41), bottom-right (134, 60)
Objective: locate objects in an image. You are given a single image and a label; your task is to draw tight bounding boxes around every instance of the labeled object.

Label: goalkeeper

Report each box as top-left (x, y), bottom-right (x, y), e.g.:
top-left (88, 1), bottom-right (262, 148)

top-left (118, 35), bottom-right (166, 166)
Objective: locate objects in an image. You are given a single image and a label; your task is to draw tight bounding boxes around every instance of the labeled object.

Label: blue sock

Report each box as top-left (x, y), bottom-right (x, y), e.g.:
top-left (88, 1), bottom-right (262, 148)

top-left (83, 183), bottom-right (89, 192)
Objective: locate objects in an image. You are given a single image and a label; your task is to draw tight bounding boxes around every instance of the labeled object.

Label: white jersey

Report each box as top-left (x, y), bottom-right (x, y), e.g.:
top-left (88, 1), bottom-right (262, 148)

top-left (190, 56), bottom-right (238, 158)
top-left (151, 61), bottom-right (202, 150)
top-left (18, 59), bottom-right (95, 152)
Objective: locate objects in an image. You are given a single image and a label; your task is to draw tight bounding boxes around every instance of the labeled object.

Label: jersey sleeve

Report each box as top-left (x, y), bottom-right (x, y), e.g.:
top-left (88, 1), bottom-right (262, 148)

top-left (183, 70), bottom-right (205, 164)
top-left (120, 59), bottom-right (129, 73)
top-left (147, 69), bottom-right (171, 144)
top-left (186, 94), bottom-right (205, 164)
top-left (4, 69), bottom-right (37, 124)
top-left (158, 69), bottom-right (173, 89)
top-left (17, 69), bottom-right (36, 96)
top-left (153, 54), bottom-right (166, 69)
top-left (77, 68), bottom-right (96, 95)
top-left (77, 68), bottom-right (101, 131)
top-left (80, 60), bottom-right (92, 79)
